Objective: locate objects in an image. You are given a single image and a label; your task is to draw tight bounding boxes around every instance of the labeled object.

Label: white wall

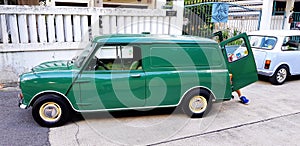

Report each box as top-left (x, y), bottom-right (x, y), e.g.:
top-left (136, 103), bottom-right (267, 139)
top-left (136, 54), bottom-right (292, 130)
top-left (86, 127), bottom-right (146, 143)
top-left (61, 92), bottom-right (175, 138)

top-left (0, 50), bottom-right (78, 83)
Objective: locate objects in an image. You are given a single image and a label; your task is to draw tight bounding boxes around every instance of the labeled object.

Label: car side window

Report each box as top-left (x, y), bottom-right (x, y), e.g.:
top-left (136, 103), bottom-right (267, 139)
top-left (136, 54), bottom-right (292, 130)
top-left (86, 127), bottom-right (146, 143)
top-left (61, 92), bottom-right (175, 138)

top-left (248, 36), bottom-right (277, 50)
top-left (282, 36), bottom-right (300, 51)
top-left (86, 45), bottom-right (142, 71)
top-left (224, 38), bottom-right (249, 62)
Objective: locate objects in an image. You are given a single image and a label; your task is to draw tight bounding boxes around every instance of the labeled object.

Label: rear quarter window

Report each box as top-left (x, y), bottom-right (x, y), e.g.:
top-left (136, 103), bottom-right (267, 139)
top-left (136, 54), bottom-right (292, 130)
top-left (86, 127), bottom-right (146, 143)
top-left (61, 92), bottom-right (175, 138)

top-left (150, 46), bottom-right (223, 67)
top-left (248, 36), bottom-right (277, 50)
top-left (282, 36), bottom-right (300, 51)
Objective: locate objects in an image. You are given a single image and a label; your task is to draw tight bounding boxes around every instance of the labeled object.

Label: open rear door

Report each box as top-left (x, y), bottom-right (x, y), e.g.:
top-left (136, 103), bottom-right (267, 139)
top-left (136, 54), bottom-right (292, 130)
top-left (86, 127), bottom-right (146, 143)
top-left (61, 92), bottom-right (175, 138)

top-left (220, 33), bottom-right (258, 91)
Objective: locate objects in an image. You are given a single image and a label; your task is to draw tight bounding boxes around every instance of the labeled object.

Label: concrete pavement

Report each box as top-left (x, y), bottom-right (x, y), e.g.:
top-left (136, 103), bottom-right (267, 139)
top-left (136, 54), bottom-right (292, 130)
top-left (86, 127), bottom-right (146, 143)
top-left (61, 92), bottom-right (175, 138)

top-left (48, 79), bottom-right (300, 145)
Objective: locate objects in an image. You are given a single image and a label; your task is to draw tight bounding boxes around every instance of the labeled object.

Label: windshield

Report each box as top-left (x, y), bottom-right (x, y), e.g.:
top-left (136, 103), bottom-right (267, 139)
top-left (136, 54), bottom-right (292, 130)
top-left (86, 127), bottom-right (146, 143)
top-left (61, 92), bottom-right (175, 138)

top-left (248, 35), bottom-right (277, 50)
top-left (74, 43), bottom-right (96, 68)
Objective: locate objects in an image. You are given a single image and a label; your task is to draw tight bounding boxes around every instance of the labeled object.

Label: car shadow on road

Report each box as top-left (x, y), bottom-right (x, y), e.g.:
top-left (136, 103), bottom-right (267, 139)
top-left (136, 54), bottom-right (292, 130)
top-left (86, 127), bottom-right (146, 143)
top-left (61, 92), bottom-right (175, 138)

top-left (258, 75), bottom-right (300, 84)
top-left (70, 107), bottom-right (183, 122)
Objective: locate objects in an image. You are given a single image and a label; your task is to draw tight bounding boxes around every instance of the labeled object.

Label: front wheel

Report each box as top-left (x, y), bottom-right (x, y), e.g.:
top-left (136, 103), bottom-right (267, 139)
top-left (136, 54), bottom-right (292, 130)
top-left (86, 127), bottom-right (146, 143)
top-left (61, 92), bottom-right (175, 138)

top-left (32, 94), bottom-right (71, 127)
top-left (182, 89), bottom-right (213, 118)
top-left (270, 66), bottom-right (288, 85)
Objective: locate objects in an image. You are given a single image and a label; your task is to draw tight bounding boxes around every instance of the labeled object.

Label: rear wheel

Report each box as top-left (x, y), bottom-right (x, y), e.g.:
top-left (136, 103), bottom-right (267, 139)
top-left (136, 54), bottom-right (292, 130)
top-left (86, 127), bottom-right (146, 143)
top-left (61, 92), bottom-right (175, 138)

top-left (182, 89), bottom-right (213, 118)
top-left (270, 66), bottom-right (288, 85)
top-left (32, 94), bottom-right (71, 127)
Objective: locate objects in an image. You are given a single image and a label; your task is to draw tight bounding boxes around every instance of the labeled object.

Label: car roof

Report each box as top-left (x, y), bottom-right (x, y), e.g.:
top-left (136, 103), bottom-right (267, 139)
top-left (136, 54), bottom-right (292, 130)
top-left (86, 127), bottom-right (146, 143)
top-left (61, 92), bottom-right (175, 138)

top-left (92, 34), bottom-right (217, 44)
top-left (248, 30), bottom-right (300, 37)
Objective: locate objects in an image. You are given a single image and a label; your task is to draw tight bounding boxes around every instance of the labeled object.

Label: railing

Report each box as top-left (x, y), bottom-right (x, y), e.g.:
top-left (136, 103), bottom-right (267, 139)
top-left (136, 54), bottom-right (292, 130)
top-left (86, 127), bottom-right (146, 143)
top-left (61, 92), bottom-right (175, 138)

top-left (183, 2), bottom-right (262, 37)
top-left (0, 5), bottom-right (179, 52)
top-left (291, 12), bottom-right (300, 30)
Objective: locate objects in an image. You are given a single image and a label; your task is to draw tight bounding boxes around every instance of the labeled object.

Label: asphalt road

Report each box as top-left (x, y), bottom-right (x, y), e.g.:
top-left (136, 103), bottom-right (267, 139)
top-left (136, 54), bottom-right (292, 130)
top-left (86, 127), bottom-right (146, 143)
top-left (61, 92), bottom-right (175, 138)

top-left (1, 78), bottom-right (300, 145)
top-left (0, 89), bottom-right (50, 146)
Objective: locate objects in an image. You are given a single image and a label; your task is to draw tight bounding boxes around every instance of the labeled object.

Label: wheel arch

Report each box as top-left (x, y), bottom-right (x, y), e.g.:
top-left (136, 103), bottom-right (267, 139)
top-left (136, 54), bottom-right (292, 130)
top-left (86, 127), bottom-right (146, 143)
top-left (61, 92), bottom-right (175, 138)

top-left (273, 63), bottom-right (291, 76)
top-left (29, 91), bottom-right (74, 111)
top-left (179, 86), bottom-right (216, 105)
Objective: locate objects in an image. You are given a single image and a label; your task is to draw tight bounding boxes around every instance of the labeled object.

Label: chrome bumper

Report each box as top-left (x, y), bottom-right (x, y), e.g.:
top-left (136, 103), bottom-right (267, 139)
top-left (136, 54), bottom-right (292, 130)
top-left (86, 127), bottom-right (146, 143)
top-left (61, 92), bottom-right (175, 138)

top-left (257, 69), bottom-right (273, 77)
top-left (18, 99), bottom-right (28, 109)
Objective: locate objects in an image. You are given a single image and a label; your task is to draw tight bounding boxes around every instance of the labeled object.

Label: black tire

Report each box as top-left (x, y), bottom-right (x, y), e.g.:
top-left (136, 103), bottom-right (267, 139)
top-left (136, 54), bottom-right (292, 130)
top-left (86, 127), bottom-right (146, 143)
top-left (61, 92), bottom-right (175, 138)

top-left (182, 89), bottom-right (213, 118)
top-left (270, 66), bottom-right (288, 85)
top-left (32, 94), bottom-right (71, 127)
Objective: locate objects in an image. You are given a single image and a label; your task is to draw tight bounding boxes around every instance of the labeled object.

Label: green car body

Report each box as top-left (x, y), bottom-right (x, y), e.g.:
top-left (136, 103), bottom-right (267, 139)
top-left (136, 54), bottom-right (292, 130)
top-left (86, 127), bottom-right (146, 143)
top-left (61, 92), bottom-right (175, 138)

top-left (18, 33), bottom-right (258, 127)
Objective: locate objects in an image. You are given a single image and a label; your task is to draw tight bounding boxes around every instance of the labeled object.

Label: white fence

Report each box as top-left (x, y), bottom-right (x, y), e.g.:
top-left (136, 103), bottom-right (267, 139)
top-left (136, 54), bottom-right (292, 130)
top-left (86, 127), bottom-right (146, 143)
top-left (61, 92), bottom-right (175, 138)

top-left (0, 5), bottom-right (180, 52)
top-left (0, 5), bottom-right (182, 83)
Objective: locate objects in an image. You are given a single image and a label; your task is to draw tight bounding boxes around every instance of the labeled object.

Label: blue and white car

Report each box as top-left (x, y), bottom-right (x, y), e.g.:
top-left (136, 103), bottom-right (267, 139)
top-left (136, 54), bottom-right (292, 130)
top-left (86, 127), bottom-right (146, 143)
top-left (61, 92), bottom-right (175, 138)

top-left (248, 30), bottom-right (300, 85)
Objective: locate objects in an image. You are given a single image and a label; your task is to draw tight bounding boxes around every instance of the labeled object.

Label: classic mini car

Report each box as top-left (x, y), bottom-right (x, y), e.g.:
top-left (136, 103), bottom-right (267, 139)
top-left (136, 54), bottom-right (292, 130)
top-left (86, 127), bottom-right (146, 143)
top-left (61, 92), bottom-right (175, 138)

top-left (18, 33), bottom-right (257, 127)
top-left (248, 30), bottom-right (300, 85)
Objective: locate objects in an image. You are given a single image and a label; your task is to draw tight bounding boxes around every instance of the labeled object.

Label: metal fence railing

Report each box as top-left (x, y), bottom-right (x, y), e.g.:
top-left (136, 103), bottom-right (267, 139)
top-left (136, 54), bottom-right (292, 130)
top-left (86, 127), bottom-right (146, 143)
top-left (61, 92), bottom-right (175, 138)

top-left (291, 12), bottom-right (300, 30)
top-left (183, 2), bottom-right (261, 37)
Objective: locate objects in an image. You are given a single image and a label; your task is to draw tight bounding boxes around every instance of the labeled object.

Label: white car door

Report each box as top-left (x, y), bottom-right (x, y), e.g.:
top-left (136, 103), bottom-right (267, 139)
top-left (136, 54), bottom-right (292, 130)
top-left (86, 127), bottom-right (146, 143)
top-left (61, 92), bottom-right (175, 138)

top-left (280, 36), bottom-right (300, 75)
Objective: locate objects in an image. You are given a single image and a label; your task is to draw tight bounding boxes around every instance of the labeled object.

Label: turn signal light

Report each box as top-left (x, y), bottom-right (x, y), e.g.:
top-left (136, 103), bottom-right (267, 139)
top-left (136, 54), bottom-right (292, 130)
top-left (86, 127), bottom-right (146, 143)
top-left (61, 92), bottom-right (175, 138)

top-left (264, 60), bottom-right (271, 69)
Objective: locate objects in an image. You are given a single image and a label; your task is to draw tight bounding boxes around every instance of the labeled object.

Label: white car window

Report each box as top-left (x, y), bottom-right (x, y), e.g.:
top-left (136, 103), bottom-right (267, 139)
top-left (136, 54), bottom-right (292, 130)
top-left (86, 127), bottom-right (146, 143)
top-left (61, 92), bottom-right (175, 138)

top-left (282, 36), bottom-right (300, 51)
top-left (248, 36), bottom-right (277, 50)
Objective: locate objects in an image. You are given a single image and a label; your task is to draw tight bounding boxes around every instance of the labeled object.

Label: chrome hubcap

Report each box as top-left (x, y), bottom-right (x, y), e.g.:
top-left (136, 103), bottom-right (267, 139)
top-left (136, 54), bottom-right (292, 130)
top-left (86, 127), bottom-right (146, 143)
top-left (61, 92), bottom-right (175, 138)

top-left (189, 96), bottom-right (207, 113)
top-left (39, 102), bottom-right (62, 122)
top-left (276, 68), bottom-right (287, 83)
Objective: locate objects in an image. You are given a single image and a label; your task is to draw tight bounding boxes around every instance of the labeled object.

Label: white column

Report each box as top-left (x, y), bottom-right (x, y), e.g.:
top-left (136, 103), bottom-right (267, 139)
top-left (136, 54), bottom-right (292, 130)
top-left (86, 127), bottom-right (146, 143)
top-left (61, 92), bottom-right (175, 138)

top-left (110, 16), bottom-right (117, 34)
top-left (260, 0), bottom-right (274, 30)
top-left (80, 15), bottom-right (89, 41)
top-left (284, 0), bottom-right (295, 30)
top-left (117, 16), bottom-right (125, 34)
top-left (37, 15), bottom-right (47, 43)
top-left (47, 15), bottom-right (56, 43)
top-left (151, 17), bottom-right (158, 34)
top-left (157, 17), bottom-right (164, 34)
top-left (0, 15), bottom-right (9, 44)
top-left (18, 15), bottom-right (28, 43)
top-left (91, 14), bottom-right (100, 37)
top-left (138, 17), bottom-right (145, 33)
top-left (144, 16), bottom-right (151, 33)
top-left (132, 16), bottom-right (139, 34)
top-left (55, 15), bottom-right (64, 42)
top-left (163, 17), bottom-right (169, 34)
top-left (156, 0), bottom-right (167, 9)
top-left (169, 0), bottom-right (184, 35)
top-left (125, 16), bottom-right (132, 34)
top-left (28, 15), bottom-right (38, 43)
top-left (9, 14), bottom-right (20, 43)
top-left (73, 15), bottom-right (81, 42)
top-left (64, 15), bottom-right (73, 42)
top-left (102, 15), bottom-right (110, 35)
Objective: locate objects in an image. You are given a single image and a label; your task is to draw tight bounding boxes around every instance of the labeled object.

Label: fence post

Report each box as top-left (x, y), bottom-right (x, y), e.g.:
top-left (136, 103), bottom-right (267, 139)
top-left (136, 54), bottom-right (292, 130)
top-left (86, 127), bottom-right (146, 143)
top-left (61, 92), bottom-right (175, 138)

top-left (91, 14), bottom-right (100, 37)
top-left (28, 14), bottom-right (38, 43)
top-left (37, 14), bottom-right (47, 43)
top-left (55, 15), bottom-right (64, 42)
top-left (64, 15), bottom-right (73, 42)
top-left (0, 15), bottom-right (9, 44)
top-left (47, 14), bottom-right (56, 43)
top-left (73, 15), bottom-right (82, 42)
top-left (81, 15), bottom-right (89, 41)
top-left (18, 14), bottom-right (29, 43)
top-left (9, 14), bottom-right (20, 43)
top-left (102, 15), bottom-right (110, 35)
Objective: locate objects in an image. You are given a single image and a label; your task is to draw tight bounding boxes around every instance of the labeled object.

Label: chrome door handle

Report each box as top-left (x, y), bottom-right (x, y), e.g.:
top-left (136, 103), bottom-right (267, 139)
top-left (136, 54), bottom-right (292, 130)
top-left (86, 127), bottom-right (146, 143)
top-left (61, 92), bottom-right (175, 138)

top-left (130, 74), bottom-right (141, 78)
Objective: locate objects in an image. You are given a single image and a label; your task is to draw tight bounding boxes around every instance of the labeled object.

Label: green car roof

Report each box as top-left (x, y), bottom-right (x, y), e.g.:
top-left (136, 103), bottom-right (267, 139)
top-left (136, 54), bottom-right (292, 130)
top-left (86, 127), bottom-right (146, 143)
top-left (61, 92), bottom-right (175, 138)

top-left (92, 34), bottom-right (217, 44)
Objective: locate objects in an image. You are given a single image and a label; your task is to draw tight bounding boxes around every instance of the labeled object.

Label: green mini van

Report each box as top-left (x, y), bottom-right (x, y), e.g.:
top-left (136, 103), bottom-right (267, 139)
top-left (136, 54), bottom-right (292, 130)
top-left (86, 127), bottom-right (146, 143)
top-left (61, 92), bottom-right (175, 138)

top-left (18, 33), bottom-right (257, 127)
